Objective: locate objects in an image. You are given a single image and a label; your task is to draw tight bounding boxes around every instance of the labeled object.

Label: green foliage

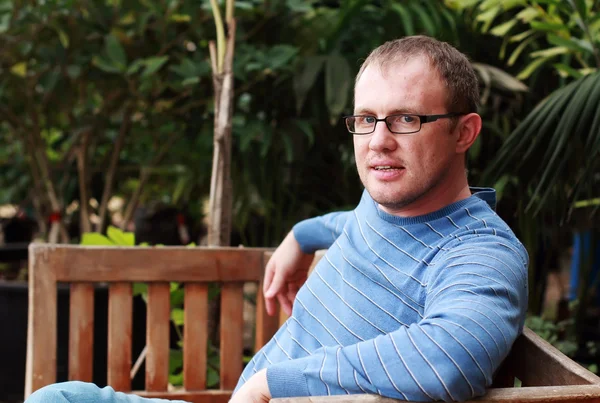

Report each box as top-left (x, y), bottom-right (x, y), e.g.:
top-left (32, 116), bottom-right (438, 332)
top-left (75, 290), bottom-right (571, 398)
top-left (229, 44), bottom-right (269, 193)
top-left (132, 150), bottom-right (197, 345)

top-left (449, 0), bottom-right (600, 79)
top-left (81, 226), bottom-right (136, 246)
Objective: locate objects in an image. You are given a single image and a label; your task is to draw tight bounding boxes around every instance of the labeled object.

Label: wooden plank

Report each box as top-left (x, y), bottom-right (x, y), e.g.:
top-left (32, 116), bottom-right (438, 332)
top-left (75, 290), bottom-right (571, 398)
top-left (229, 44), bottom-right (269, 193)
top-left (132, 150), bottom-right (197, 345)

top-left (220, 282), bottom-right (244, 389)
top-left (135, 390), bottom-right (231, 403)
top-left (28, 244), bottom-right (268, 282)
top-left (511, 328), bottom-right (600, 386)
top-left (25, 244), bottom-right (58, 398)
top-left (256, 254), bottom-right (280, 353)
top-left (184, 283), bottom-right (208, 390)
top-left (108, 283), bottom-right (132, 391)
top-left (271, 384), bottom-right (600, 402)
top-left (69, 283), bottom-right (95, 382)
top-left (146, 283), bottom-right (170, 391)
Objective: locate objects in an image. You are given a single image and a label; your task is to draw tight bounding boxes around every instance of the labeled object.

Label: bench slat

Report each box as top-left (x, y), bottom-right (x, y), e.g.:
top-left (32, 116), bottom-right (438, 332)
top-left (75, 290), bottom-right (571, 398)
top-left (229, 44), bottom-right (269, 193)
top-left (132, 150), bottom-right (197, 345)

top-left (69, 283), bottom-right (94, 382)
top-left (220, 282), bottom-right (244, 389)
top-left (184, 283), bottom-right (208, 390)
top-left (108, 283), bottom-right (133, 391)
top-left (146, 283), bottom-right (170, 391)
top-left (25, 248), bottom-right (57, 396)
top-left (255, 254), bottom-right (280, 353)
top-left (136, 389), bottom-right (231, 403)
top-left (44, 245), bottom-right (265, 282)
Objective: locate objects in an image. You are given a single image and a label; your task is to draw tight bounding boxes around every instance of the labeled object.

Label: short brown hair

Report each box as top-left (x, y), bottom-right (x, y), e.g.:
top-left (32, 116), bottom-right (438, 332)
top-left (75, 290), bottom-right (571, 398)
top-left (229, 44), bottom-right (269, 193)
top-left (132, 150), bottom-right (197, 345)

top-left (355, 36), bottom-right (479, 114)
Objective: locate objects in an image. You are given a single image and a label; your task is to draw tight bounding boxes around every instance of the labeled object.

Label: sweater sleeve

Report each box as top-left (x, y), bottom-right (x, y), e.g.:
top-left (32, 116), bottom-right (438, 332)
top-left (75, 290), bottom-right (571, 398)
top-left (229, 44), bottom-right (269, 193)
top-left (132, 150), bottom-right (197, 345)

top-left (292, 211), bottom-right (351, 254)
top-left (266, 235), bottom-right (528, 401)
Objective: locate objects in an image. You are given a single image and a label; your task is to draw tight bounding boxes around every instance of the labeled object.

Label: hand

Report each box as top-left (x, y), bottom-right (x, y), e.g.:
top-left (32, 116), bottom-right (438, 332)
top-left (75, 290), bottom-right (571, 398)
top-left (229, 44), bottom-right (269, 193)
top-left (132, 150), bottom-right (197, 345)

top-left (264, 230), bottom-right (315, 316)
top-left (229, 369), bottom-right (271, 403)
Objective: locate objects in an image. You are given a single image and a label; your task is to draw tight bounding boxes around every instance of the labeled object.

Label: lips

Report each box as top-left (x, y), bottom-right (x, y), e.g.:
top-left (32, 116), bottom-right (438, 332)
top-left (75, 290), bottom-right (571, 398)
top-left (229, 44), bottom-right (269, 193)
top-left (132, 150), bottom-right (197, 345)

top-left (370, 161), bottom-right (405, 170)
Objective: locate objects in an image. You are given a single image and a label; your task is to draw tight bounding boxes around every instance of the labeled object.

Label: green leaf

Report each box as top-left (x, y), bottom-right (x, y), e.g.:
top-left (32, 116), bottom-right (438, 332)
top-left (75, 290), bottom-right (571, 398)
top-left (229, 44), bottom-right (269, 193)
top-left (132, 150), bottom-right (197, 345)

top-left (517, 57), bottom-right (551, 80)
top-left (127, 59), bottom-right (146, 75)
top-left (508, 35), bottom-right (537, 66)
top-left (516, 7), bottom-right (539, 23)
top-left (93, 56), bottom-right (122, 74)
top-left (105, 34), bottom-right (127, 68)
top-left (281, 134), bottom-right (294, 163)
top-left (409, 2), bottom-right (436, 36)
top-left (391, 3), bottom-right (415, 36)
top-left (554, 63), bottom-right (584, 78)
top-left (547, 34), bottom-right (593, 55)
top-left (293, 56), bottom-right (326, 114)
top-left (170, 14), bottom-right (191, 23)
top-left (171, 308), bottom-right (184, 326)
top-left (142, 56), bottom-right (169, 78)
top-left (475, 6), bottom-right (500, 32)
top-left (107, 225), bottom-right (135, 245)
top-left (207, 367), bottom-right (219, 387)
top-left (325, 54), bottom-right (351, 123)
top-left (530, 21), bottom-right (568, 32)
top-left (490, 19), bottom-right (517, 36)
top-left (266, 45), bottom-right (298, 71)
top-left (169, 349), bottom-right (183, 374)
top-left (10, 62), bottom-right (27, 77)
top-left (80, 232), bottom-right (115, 246)
top-left (57, 29), bottom-right (69, 48)
top-left (132, 283), bottom-right (148, 297)
top-left (530, 46), bottom-right (569, 58)
top-left (181, 77), bottom-right (200, 86)
top-left (510, 29), bottom-right (535, 42)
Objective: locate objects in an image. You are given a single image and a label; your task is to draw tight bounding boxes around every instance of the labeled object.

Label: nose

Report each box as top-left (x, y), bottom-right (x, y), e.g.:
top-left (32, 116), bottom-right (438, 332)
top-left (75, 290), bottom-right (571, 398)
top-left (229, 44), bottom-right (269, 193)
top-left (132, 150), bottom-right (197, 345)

top-left (369, 120), bottom-right (398, 152)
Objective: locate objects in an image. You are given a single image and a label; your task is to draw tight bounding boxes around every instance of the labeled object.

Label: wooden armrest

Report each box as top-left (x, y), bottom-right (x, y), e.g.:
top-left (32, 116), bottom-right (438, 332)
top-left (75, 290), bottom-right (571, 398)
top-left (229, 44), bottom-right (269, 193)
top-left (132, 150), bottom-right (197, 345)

top-left (270, 384), bottom-right (600, 402)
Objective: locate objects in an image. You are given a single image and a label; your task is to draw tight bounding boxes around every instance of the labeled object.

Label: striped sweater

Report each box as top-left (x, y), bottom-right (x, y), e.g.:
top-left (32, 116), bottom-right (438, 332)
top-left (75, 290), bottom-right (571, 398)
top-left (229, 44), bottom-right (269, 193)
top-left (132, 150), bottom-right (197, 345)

top-left (236, 188), bottom-right (528, 401)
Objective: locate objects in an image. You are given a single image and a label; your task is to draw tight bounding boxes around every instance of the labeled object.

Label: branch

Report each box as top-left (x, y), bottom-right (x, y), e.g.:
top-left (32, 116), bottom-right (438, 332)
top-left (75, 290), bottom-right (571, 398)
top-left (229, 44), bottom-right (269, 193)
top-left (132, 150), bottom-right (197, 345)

top-left (226, 0), bottom-right (234, 24)
top-left (120, 134), bottom-right (181, 230)
top-left (76, 131), bottom-right (92, 234)
top-left (209, 0), bottom-right (226, 73)
top-left (95, 105), bottom-right (133, 233)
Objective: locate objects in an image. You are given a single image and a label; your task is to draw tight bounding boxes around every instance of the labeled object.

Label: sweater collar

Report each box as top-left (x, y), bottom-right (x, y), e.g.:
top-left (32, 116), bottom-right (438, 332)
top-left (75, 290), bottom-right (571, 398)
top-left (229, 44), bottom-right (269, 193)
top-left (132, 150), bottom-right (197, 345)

top-left (365, 187), bottom-right (497, 226)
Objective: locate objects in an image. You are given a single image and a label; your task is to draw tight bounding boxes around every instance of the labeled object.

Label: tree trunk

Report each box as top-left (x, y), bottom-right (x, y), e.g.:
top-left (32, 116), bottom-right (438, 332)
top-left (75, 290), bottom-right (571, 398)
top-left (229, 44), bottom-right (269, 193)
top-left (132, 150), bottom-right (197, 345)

top-left (76, 131), bottom-right (92, 234)
top-left (207, 19), bottom-right (236, 247)
top-left (96, 106), bottom-right (132, 233)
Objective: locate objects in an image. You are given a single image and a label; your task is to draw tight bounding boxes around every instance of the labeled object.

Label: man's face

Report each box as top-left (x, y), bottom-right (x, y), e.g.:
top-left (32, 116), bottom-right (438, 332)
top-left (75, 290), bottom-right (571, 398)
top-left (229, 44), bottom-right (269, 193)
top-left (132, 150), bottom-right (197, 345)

top-left (353, 57), bottom-right (460, 215)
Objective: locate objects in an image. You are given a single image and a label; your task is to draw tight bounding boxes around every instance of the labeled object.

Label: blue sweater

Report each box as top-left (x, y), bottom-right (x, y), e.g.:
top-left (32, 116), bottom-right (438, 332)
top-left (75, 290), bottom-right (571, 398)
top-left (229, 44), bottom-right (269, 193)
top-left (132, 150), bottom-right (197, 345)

top-left (236, 188), bottom-right (528, 401)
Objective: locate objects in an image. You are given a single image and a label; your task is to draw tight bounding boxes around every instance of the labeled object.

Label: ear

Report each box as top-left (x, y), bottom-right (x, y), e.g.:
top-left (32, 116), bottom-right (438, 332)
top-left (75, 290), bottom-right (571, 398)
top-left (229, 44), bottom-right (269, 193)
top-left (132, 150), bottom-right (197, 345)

top-left (455, 113), bottom-right (482, 154)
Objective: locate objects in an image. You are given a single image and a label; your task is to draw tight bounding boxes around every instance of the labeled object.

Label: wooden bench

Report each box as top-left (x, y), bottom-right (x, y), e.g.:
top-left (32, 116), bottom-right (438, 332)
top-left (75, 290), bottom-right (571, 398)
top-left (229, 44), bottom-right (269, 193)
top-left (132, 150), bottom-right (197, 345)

top-left (25, 245), bottom-right (600, 403)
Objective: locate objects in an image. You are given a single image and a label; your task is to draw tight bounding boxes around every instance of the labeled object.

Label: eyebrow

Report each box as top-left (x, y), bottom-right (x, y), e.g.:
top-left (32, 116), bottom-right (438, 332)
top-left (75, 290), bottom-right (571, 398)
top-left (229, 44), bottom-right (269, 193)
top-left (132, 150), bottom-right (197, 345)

top-left (353, 107), bottom-right (421, 115)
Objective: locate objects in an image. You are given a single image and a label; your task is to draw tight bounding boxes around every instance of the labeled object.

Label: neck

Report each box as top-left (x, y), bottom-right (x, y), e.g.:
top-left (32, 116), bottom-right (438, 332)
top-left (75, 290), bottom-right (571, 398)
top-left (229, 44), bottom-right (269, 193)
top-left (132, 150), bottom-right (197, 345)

top-left (380, 161), bottom-right (471, 217)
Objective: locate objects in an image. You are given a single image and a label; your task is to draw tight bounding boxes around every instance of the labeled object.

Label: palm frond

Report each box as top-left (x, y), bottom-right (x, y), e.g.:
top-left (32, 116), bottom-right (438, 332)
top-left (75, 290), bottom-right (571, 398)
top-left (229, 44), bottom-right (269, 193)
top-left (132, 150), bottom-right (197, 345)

top-left (483, 71), bottom-right (600, 218)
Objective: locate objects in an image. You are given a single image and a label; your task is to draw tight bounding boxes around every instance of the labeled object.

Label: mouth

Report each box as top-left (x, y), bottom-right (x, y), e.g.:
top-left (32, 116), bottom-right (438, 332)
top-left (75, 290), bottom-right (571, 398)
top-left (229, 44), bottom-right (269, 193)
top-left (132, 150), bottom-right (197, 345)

top-left (371, 165), bottom-right (404, 171)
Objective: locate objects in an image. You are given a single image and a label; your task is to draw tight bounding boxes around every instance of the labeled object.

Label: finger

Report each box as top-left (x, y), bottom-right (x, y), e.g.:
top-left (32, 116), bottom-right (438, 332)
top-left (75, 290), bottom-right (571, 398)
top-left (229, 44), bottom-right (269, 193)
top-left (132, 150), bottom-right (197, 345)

top-left (265, 294), bottom-right (277, 317)
top-left (277, 293), bottom-right (292, 316)
top-left (263, 261), bottom-right (275, 294)
top-left (265, 270), bottom-right (285, 298)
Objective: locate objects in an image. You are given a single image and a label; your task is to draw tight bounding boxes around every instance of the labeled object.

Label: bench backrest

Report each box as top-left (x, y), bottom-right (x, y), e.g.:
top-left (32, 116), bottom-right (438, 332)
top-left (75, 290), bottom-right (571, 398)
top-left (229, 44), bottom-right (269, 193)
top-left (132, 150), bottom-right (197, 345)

top-left (26, 245), bottom-right (600, 403)
top-left (25, 244), bottom-right (280, 402)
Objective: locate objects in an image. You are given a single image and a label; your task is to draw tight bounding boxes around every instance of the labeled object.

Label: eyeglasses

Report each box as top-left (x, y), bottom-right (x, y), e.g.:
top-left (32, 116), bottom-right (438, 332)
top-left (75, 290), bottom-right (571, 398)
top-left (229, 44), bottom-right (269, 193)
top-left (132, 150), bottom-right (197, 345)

top-left (343, 113), bottom-right (464, 135)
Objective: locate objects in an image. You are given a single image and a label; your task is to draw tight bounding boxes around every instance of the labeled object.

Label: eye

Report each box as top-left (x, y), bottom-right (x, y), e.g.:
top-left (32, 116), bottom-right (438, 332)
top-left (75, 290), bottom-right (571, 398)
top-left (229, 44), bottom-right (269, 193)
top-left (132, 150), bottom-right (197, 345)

top-left (401, 115), bottom-right (415, 123)
top-left (358, 116), bottom-right (376, 124)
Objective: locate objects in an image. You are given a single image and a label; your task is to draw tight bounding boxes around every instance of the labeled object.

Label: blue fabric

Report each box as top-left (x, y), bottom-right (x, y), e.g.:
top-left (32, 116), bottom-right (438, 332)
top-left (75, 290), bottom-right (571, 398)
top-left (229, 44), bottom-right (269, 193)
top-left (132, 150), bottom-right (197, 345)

top-left (237, 188), bottom-right (528, 401)
top-left (26, 382), bottom-right (190, 403)
top-left (569, 231), bottom-right (600, 304)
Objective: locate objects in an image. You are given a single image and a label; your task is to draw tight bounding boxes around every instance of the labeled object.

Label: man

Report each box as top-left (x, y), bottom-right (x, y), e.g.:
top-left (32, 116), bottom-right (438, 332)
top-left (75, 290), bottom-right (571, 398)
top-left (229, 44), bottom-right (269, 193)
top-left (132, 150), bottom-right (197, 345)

top-left (27, 36), bottom-right (527, 403)
top-left (230, 36), bottom-right (527, 402)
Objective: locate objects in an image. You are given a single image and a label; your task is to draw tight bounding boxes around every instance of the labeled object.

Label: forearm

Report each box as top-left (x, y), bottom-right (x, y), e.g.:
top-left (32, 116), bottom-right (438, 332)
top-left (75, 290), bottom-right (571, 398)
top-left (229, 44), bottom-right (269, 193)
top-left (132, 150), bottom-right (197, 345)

top-left (293, 211), bottom-right (350, 253)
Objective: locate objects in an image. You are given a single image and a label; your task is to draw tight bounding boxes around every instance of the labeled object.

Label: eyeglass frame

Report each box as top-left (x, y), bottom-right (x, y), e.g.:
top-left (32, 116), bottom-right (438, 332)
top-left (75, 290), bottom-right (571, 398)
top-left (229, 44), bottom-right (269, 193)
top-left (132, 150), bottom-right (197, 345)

top-left (343, 112), bottom-right (465, 135)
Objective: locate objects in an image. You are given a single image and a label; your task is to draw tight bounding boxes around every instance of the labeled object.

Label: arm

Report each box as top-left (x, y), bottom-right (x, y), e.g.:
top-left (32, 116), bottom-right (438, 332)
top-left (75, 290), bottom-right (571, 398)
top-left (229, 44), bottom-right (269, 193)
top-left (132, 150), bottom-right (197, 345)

top-left (293, 211), bottom-right (351, 253)
top-left (266, 236), bottom-right (528, 401)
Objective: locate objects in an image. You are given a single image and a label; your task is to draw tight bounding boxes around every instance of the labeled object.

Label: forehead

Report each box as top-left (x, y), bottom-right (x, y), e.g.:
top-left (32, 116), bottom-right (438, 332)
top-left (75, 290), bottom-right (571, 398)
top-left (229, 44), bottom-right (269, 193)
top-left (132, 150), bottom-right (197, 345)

top-left (354, 57), bottom-right (448, 114)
